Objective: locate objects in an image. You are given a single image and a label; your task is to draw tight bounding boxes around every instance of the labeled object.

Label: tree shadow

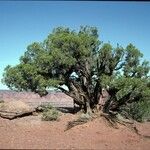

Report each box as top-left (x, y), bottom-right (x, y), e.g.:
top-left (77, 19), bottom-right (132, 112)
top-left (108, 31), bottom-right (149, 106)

top-left (57, 106), bottom-right (81, 114)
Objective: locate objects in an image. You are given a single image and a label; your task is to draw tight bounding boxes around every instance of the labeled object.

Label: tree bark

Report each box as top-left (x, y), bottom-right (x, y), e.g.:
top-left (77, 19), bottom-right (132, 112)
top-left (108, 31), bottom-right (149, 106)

top-left (85, 101), bottom-right (92, 114)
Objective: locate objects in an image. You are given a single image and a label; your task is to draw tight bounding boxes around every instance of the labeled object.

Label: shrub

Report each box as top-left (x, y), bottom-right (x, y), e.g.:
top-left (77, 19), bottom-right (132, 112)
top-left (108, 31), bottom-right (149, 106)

top-left (120, 100), bottom-right (150, 122)
top-left (130, 101), bottom-right (150, 122)
top-left (42, 106), bottom-right (59, 121)
top-left (37, 103), bottom-right (53, 112)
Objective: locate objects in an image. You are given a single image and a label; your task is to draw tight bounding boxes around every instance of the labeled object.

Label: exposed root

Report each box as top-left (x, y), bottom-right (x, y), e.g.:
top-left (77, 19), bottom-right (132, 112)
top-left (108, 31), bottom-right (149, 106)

top-left (65, 111), bottom-right (150, 140)
top-left (100, 112), bottom-right (119, 129)
top-left (131, 125), bottom-right (150, 139)
top-left (65, 112), bottom-right (95, 131)
top-left (101, 112), bottom-right (150, 139)
top-left (65, 118), bottom-right (89, 131)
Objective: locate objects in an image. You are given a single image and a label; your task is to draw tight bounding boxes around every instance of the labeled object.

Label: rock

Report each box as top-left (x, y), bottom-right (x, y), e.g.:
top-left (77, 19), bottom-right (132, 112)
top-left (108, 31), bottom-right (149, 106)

top-left (0, 100), bottom-right (35, 119)
top-left (0, 99), bottom-right (4, 103)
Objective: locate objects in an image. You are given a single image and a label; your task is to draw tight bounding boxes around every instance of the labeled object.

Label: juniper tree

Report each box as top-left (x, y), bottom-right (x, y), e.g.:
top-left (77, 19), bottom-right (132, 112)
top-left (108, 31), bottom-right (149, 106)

top-left (2, 26), bottom-right (150, 119)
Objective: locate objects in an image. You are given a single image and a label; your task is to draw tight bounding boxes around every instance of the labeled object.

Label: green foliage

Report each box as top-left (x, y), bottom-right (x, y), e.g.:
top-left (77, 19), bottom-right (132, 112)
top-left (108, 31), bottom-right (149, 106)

top-left (130, 101), bottom-right (150, 122)
top-left (2, 26), bottom-right (100, 96)
top-left (120, 100), bottom-right (150, 122)
top-left (41, 105), bottom-right (60, 121)
top-left (37, 103), bottom-right (53, 112)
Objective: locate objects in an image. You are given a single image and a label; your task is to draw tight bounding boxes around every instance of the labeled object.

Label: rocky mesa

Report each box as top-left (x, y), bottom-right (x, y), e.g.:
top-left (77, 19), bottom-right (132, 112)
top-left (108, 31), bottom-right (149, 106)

top-left (0, 90), bottom-right (73, 108)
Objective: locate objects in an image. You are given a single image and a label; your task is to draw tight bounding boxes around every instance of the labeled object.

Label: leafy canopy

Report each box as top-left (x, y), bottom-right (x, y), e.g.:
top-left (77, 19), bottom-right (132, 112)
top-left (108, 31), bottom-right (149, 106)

top-left (2, 26), bottom-right (150, 120)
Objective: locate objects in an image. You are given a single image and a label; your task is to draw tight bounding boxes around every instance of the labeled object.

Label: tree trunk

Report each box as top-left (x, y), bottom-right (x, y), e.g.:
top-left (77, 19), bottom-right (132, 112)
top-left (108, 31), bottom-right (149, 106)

top-left (85, 101), bottom-right (92, 114)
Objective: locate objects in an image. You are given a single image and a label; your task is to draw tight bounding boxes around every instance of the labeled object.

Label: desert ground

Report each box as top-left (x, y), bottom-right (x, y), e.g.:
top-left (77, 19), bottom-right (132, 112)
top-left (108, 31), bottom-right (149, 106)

top-left (0, 91), bottom-right (150, 149)
top-left (0, 113), bottom-right (150, 149)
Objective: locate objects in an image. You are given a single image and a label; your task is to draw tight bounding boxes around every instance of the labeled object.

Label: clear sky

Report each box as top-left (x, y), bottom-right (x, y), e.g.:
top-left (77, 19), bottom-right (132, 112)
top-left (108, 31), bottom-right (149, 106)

top-left (0, 1), bottom-right (150, 89)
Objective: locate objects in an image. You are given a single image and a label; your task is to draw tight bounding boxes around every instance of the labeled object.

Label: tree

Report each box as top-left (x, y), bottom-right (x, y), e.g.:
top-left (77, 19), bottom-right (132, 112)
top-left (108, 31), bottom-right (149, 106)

top-left (2, 26), bottom-right (150, 120)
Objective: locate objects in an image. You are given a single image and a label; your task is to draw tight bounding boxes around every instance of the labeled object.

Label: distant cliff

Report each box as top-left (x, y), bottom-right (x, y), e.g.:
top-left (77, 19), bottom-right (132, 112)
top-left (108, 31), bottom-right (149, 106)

top-left (0, 90), bottom-right (73, 108)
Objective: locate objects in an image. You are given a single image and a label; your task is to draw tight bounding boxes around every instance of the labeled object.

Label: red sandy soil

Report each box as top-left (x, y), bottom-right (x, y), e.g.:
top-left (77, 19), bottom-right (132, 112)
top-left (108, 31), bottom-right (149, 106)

top-left (0, 112), bottom-right (150, 150)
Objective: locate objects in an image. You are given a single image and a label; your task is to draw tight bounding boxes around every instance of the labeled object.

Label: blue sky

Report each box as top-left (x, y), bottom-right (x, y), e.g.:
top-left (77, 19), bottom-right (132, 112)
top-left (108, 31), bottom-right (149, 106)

top-left (0, 1), bottom-right (150, 89)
